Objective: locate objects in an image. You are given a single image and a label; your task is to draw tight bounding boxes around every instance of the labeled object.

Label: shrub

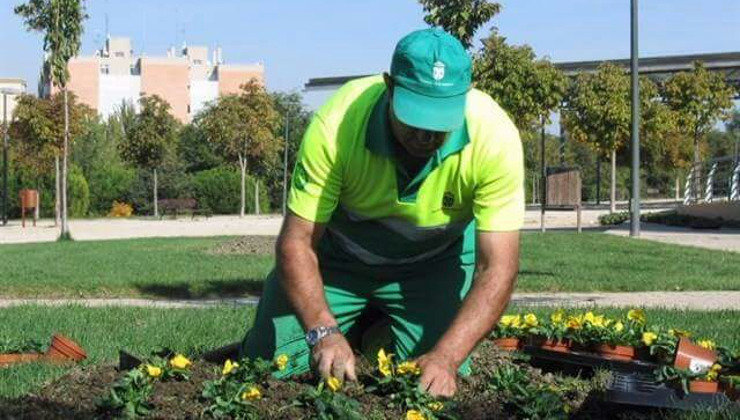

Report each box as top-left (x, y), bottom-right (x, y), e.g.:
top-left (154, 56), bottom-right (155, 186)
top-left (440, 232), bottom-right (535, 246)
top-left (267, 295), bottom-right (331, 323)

top-left (108, 201), bottom-right (134, 218)
top-left (68, 164), bottom-right (90, 218)
top-left (192, 166), bottom-right (270, 215)
top-left (598, 211), bottom-right (629, 226)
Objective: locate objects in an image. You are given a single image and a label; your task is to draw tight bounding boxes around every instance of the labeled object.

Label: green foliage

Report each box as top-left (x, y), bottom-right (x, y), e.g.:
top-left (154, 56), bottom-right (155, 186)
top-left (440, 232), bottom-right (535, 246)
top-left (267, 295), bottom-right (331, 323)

top-left (118, 95), bottom-right (180, 170)
top-left (474, 31), bottom-right (568, 132)
top-left (663, 61), bottom-right (736, 162)
top-left (178, 124), bottom-right (224, 173)
top-left (97, 368), bottom-right (154, 418)
top-left (72, 115), bottom-right (136, 215)
top-left (296, 382), bottom-right (363, 420)
top-left (598, 211), bottom-right (630, 226)
top-left (196, 81), bottom-right (282, 215)
top-left (562, 63), bottom-right (631, 157)
top-left (201, 357), bottom-right (276, 419)
top-left (0, 338), bottom-right (45, 354)
top-left (67, 163), bottom-right (89, 217)
top-left (9, 92), bottom-right (95, 174)
top-left (486, 363), bottom-right (571, 419)
top-left (197, 80), bottom-right (282, 171)
top-left (418, 0), bottom-right (501, 49)
top-left (192, 167), bottom-right (269, 214)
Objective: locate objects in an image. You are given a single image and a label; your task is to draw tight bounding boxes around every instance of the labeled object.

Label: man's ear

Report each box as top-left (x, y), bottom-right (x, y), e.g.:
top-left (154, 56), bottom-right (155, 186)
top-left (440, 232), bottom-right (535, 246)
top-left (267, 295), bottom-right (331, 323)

top-left (383, 72), bottom-right (394, 95)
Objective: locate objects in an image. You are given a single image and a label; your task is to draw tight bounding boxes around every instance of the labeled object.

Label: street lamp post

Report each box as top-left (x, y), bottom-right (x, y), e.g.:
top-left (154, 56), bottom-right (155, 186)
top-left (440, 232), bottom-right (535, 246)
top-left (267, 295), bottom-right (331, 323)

top-left (629, 0), bottom-right (641, 237)
top-left (2, 93), bottom-right (7, 226)
top-left (282, 114), bottom-right (290, 216)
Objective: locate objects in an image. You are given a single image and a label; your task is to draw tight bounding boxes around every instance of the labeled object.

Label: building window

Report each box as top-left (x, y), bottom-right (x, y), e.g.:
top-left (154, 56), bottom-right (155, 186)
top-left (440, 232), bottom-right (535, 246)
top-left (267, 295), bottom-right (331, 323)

top-left (100, 64), bottom-right (110, 74)
top-left (130, 64), bottom-right (136, 75)
top-left (114, 51), bottom-right (125, 58)
top-left (187, 105), bottom-right (191, 114)
top-left (193, 59), bottom-right (203, 65)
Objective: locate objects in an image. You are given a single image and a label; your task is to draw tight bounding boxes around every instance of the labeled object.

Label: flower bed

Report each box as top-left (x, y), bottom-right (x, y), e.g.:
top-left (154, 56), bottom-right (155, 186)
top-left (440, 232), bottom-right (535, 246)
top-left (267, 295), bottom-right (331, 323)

top-left (1, 343), bottom-right (603, 419)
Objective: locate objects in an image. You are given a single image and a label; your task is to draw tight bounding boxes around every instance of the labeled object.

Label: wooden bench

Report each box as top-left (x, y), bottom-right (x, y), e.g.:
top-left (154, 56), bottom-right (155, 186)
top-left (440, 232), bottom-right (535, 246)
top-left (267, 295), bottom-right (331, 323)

top-left (157, 198), bottom-right (211, 220)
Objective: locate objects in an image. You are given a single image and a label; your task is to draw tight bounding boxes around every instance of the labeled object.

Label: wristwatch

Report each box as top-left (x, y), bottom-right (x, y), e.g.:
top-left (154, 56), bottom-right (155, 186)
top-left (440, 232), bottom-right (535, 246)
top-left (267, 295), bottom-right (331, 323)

top-left (305, 325), bottom-right (341, 347)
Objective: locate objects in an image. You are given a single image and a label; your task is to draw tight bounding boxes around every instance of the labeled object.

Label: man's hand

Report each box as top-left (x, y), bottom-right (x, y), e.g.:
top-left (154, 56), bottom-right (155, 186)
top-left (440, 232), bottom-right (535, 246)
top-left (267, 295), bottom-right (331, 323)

top-left (416, 351), bottom-right (458, 397)
top-left (311, 333), bottom-right (357, 382)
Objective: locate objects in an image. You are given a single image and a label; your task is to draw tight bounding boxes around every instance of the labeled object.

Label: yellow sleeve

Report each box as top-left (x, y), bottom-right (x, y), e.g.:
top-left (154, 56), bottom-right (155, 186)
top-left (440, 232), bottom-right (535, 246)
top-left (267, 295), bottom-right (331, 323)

top-left (287, 114), bottom-right (342, 223)
top-left (473, 120), bottom-right (525, 231)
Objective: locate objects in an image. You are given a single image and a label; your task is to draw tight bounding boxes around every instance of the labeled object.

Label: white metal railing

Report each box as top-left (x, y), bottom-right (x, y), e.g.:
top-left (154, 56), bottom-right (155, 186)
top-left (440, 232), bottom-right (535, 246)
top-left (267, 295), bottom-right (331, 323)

top-left (684, 156), bottom-right (740, 204)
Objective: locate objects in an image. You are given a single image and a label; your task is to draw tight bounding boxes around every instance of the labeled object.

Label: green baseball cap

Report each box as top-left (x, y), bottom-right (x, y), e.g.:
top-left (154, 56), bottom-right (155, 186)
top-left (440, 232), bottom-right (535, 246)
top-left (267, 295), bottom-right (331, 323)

top-left (390, 28), bottom-right (472, 132)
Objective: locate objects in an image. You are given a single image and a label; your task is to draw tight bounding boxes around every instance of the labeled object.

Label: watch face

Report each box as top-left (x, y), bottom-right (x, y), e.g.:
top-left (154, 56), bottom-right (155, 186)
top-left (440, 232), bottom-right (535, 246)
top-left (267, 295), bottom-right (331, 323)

top-left (307, 330), bottom-right (319, 345)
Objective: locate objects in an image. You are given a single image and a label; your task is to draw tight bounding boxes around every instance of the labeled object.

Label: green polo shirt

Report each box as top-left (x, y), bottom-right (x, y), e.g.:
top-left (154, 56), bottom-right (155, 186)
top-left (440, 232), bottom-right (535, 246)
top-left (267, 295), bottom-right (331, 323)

top-left (288, 75), bottom-right (523, 267)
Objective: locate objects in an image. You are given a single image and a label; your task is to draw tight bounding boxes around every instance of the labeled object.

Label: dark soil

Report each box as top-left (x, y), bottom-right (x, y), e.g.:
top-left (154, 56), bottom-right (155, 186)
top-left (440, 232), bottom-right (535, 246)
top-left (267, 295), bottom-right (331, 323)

top-left (0, 343), bottom-right (723, 419)
top-left (207, 236), bottom-right (277, 256)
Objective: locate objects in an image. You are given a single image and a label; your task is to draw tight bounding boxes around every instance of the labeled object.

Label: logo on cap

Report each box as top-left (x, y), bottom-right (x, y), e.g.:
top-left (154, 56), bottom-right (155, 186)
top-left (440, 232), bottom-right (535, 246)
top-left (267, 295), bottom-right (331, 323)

top-left (432, 61), bottom-right (445, 81)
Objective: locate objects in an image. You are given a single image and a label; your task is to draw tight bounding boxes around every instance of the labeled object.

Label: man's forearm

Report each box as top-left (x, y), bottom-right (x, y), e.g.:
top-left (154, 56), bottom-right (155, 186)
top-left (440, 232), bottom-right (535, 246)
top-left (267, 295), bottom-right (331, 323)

top-left (431, 262), bottom-right (517, 367)
top-left (277, 235), bottom-right (336, 331)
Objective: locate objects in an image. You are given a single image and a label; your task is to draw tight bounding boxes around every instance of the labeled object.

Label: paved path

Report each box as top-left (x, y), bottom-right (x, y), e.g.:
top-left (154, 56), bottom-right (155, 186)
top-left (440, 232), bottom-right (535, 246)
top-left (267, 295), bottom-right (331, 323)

top-left (605, 222), bottom-right (740, 253)
top-left (2, 292), bottom-right (738, 310)
top-left (1, 209), bottom-right (678, 245)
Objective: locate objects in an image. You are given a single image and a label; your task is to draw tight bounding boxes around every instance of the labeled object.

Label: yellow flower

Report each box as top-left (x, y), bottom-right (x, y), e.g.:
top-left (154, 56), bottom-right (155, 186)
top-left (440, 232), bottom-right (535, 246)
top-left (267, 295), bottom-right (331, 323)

top-left (705, 364), bottom-right (722, 381)
top-left (397, 361), bottom-right (421, 375)
top-left (523, 313), bottom-right (539, 328)
top-left (377, 349), bottom-right (393, 377)
top-left (145, 364), bottom-right (162, 378)
top-left (566, 315), bottom-right (583, 330)
top-left (627, 309), bottom-right (646, 324)
top-left (428, 401), bottom-right (444, 412)
top-left (642, 332), bottom-right (658, 346)
top-left (241, 386), bottom-right (261, 400)
top-left (275, 354), bottom-right (289, 371)
top-left (550, 309), bottom-right (565, 324)
top-left (222, 359), bottom-right (238, 376)
top-left (697, 340), bottom-right (716, 350)
top-left (169, 354), bottom-right (192, 370)
top-left (500, 315), bottom-right (520, 328)
top-left (613, 321), bottom-right (625, 332)
top-left (584, 311), bottom-right (597, 324)
top-left (406, 409), bottom-right (427, 420)
top-left (326, 376), bottom-right (342, 392)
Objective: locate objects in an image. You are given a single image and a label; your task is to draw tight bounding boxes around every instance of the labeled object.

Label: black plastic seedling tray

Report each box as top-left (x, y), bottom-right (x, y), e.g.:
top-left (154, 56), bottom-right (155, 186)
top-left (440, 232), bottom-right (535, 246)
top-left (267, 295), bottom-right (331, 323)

top-left (605, 370), bottom-right (735, 411)
top-left (522, 345), bottom-right (658, 373)
top-left (522, 345), bottom-right (739, 412)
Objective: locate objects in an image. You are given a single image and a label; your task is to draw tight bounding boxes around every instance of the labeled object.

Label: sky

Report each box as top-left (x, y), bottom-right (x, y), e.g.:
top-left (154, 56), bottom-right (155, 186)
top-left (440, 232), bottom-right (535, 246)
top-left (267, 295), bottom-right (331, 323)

top-left (1, 0), bottom-right (738, 111)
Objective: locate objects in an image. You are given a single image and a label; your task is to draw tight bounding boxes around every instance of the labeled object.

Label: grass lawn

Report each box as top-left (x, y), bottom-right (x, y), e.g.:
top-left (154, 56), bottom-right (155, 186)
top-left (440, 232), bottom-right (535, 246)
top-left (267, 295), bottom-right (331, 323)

top-left (0, 232), bottom-right (739, 298)
top-left (1, 305), bottom-right (738, 399)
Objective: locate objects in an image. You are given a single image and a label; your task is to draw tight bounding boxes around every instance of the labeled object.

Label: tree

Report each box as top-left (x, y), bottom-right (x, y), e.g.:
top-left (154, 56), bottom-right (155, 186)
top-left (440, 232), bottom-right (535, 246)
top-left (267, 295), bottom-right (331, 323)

top-left (10, 92), bottom-right (94, 200)
top-left (474, 31), bottom-right (568, 133)
top-left (118, 95), bottom-right (180, 217)
top-left (197, 80), bottom-right (282, 217)
top-left (418, 0), bottom-right (501, 49)
top-left (562, 63), bottom-right (631, 213)
top-left (663, 62), bottom-right (735, 165)
top-left (16, 0), bottom-right (88, 239)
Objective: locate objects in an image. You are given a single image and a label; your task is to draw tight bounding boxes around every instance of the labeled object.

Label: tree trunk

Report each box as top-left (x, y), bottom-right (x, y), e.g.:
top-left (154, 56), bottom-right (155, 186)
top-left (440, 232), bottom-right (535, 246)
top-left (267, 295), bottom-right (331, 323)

top-left (239, 155), bottom-right (246, 218)
top-left (254, 179), bottom-right (260, 215)
top-left (153, 168), bottom-right (158, 218)
top-left (54, 154), bottom-right (60, 227)
top-left (60, 88), bottom-right (69, 238)
top-left (610, 149), bottom-right (617, 214)
top-left (675, 176), bottom-right (680, 201)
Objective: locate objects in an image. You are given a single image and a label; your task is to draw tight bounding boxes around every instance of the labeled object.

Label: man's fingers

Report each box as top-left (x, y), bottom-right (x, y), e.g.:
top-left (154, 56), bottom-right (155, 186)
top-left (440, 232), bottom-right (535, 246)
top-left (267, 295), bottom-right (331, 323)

top-left (317, 353), bottom-right (333, 379)
top-left (345, 356), bottom-right (357, 381)
top-left (419, 372), bottom-right (435, 392)
top-left (331, 356), bottom-right (346, 380)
